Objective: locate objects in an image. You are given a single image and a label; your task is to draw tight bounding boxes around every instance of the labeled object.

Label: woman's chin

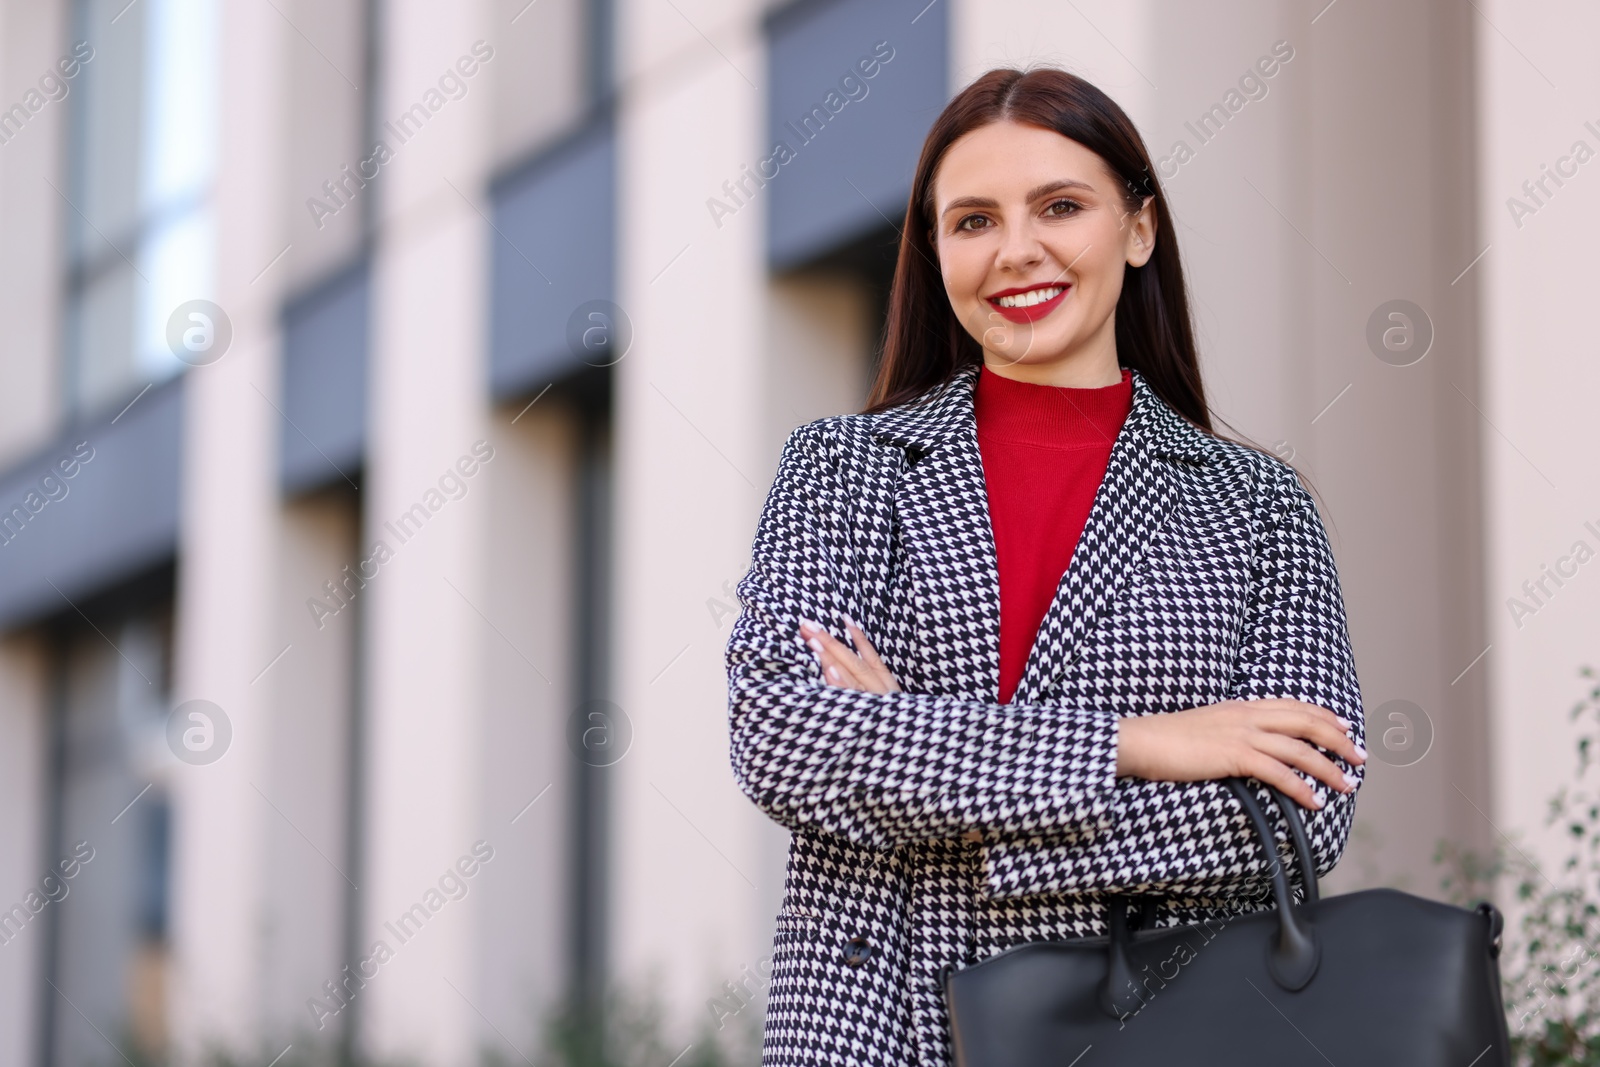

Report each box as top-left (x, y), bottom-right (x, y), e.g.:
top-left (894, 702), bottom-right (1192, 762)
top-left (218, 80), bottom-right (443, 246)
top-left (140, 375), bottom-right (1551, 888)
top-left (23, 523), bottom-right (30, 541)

top-left (984, 331), bottom-right (1079, 368)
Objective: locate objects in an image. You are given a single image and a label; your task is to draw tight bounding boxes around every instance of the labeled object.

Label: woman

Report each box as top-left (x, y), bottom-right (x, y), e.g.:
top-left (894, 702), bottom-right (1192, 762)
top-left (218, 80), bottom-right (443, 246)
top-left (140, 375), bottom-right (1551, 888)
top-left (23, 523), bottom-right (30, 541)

top-left (724, 67), bottom-right (1368, 1067)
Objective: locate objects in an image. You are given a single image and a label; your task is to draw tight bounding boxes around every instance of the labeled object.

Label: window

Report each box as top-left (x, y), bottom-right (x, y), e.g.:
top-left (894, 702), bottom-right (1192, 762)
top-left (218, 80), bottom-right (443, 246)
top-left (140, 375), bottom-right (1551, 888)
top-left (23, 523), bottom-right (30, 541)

top-left (63, 0), bottom-right (217, 416)
top-left (41, 593), bottom-right (175, 1066)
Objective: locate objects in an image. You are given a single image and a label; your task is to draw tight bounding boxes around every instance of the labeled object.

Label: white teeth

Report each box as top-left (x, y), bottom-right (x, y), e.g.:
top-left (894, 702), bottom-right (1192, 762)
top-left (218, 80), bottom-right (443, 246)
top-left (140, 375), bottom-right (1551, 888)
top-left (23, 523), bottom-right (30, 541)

top-left (995, 286), bottom-right (1065, 308)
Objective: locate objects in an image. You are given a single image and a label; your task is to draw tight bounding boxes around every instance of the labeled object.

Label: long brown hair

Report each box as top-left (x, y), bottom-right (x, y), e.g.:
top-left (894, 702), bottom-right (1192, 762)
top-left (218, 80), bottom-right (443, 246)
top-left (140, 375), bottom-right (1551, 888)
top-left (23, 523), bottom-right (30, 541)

top-left (864, 67), bottom-right (1211, 432)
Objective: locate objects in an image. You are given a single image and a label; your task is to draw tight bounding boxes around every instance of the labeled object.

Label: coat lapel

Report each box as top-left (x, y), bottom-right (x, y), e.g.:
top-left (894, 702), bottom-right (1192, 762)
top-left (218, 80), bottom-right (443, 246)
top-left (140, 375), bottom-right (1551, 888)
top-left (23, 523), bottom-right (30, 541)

top-left (866, 364), bottom-right (1001, 698)
top-left (868, 362), bottom-right (1219, 705)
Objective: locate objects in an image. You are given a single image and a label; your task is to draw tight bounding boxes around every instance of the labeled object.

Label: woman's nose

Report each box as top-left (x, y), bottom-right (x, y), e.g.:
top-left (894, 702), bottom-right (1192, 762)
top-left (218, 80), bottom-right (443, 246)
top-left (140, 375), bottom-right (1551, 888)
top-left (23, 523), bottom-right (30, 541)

top-left (993, 221), bottom-right (1047, 272)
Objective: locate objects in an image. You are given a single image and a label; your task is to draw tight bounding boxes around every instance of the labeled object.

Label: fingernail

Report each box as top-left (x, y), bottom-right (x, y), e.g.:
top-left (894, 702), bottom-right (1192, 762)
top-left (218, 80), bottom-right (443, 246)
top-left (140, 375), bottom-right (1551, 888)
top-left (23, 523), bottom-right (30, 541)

top-left (842, 613), bottom-right (859, 630)
top-left (799, 617), bottom-right (819, 632)
top-left (807, 638), bottom-right (822, 653)
top-left (1343, 771), bottom-right (1358, 790)
top-left (1335, 716), bottom-right (1351, 729)
top-left (1353, 744), bottom-right (1367, 761)
top-left (826, 665), bottom-right (840, 681)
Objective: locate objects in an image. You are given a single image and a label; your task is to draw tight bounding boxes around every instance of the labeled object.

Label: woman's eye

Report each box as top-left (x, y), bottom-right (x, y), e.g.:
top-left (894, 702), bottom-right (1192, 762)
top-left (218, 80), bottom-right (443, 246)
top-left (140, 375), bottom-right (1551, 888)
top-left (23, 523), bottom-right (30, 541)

top-left (1045, 198), bottom-right (1082, 217)
top-left (955, 214), bottom-right (989, 232)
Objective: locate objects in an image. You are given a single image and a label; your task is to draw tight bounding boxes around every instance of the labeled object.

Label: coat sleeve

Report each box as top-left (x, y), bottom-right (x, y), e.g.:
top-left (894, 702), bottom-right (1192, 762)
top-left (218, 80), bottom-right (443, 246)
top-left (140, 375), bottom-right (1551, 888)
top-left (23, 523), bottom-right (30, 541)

top-left (725, 422), bottom-right (1122, 851)
top-left (978, 460), bottom-right (1366, 901)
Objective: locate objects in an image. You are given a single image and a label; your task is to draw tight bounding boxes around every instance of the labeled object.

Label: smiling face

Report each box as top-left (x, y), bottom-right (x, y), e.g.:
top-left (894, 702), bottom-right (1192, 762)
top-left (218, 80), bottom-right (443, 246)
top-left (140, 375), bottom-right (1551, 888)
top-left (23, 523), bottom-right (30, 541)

top-left (930, 120), bottom-right (1156, 386)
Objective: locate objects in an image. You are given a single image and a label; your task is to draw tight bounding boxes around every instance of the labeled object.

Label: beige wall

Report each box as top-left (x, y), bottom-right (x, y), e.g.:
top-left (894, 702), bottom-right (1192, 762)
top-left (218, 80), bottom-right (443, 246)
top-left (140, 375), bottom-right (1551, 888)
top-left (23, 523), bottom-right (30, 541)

top-left (166, 0), bottom-right (289, 1057)
top-left (764, 273), bottom-right (875, 464)
top-left (474, 400), bottom-right (581, 1053)
top-left (260, 490), bottom-right (361, 1039)
top-left (0, 0), bottom-right (69, 464)
top-left (357, 1), bottom-right (494, 1061)
top-left (0, 6), bottom-right (63, 1058)
top-left (488, 0), bottom-right (590, 169)
top-left (611, 0), bottom-right (774, 1036)
top-left (1478, 1), bottom-right (1600, 882)
top-left (281, 0), bottom-right (369, 290)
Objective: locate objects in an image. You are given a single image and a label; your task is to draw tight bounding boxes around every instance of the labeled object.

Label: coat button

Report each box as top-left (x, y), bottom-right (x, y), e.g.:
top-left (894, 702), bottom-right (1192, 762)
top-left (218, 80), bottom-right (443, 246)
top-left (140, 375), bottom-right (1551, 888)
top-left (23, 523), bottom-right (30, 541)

top-left (842, 934), bottom-right (873, 966)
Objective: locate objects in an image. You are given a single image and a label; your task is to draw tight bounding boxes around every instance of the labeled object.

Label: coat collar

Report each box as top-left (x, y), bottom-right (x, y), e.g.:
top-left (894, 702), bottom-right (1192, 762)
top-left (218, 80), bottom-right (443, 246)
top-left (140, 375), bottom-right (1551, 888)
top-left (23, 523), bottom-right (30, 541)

top-left (869, 362), bottom-right (1220, 465)
top-left (862, 362), bottom-right (1220, 705)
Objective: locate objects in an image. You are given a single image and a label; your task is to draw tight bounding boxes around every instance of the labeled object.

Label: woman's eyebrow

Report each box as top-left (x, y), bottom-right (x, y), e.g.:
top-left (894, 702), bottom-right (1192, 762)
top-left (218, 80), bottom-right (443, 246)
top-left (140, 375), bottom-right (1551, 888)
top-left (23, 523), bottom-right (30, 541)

top-left (939, 178), bottom-right (1097, 217)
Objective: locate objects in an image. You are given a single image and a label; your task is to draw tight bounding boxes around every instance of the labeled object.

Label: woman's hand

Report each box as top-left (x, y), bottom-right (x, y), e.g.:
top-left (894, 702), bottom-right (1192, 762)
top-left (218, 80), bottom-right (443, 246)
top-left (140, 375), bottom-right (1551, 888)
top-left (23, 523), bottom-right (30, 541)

top-left (798, 616), bottom-right (902, 694)
top-left (795, 615), bottom-right (1363, 811)
top-left (1116, 699), bottom-right (1367, 811)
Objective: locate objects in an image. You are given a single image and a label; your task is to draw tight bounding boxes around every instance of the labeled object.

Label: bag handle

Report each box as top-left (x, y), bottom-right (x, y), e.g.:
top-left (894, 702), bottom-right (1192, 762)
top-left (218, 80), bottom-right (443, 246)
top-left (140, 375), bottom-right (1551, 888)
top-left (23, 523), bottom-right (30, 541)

top-left (1096, 776), bottom-right (1321, 1017)
top-left (1238, 776), bottom-right (1320, 906)
top-left (1224, 776), bottom-right (1321, 988)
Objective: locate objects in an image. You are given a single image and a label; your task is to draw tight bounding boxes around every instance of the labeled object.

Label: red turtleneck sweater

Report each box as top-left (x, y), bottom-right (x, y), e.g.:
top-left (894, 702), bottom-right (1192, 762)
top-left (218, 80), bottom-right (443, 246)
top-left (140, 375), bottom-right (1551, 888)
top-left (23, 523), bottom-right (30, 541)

top-left (974, 362), bottom-right (1133, 704)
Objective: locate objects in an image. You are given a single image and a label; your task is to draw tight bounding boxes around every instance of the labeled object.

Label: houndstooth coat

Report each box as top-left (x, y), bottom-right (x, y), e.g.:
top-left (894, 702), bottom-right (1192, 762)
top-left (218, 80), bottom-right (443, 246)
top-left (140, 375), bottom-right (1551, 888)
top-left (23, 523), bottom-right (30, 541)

top-left (724, 361), bottom-right (1366, 1067)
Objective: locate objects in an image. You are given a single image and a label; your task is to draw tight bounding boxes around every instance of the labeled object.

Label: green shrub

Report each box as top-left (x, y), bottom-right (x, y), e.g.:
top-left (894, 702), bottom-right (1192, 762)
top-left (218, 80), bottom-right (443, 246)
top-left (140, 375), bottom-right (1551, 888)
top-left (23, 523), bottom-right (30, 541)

top-left (1436, 666), bottom-right (1600, 1066)
top-left (527, 981), bottom-right (761, 1067)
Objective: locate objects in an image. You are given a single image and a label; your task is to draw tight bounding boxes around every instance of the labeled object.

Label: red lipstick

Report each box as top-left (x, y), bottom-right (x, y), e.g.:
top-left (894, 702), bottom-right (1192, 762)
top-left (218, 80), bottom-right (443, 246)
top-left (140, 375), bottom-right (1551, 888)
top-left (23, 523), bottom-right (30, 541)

top-left (985, 282), bottom-right (1070, 324)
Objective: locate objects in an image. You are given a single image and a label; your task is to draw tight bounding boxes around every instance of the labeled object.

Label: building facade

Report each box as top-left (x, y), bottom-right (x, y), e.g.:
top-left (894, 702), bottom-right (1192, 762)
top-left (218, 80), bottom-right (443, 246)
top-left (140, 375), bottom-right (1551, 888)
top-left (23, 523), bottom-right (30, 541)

top-left (0, 0), bottom-right (1595, 1064)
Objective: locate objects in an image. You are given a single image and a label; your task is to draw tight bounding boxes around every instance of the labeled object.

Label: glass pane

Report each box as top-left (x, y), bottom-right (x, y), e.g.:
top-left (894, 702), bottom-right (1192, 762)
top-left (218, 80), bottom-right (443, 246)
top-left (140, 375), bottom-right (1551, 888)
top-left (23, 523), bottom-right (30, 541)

top-left (66, 260), bottom-right (139, 414)
top-left (141, 0), bottom-right (216, 212)
top-left (48, 608), bottom-right (172, 1067)
top-left (137, 206), bottom-right (215, 382)
top-left (64, 0), bottom-right (217, 416)
top-left (68, 0), bottom-right (144, 268)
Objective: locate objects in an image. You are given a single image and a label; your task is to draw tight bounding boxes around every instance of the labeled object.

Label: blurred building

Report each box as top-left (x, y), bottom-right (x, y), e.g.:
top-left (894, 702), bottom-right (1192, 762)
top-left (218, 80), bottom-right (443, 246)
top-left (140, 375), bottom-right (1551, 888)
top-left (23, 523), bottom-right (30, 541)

top-left (0, 0), bottom-right (1595, 1064)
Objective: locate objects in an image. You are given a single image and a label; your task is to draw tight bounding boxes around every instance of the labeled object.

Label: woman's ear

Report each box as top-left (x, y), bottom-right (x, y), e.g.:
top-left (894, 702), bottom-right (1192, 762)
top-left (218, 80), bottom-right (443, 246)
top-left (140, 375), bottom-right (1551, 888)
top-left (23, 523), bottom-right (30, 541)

top-left (1126, 196), bottom-right (1157, 267)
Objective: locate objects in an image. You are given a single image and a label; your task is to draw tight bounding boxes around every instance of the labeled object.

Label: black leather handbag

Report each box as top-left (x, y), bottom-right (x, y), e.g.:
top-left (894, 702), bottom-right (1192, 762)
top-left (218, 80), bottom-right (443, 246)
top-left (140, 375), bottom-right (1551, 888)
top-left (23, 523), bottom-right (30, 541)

top-left (944, 776), bottom-right (1512, 1066)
